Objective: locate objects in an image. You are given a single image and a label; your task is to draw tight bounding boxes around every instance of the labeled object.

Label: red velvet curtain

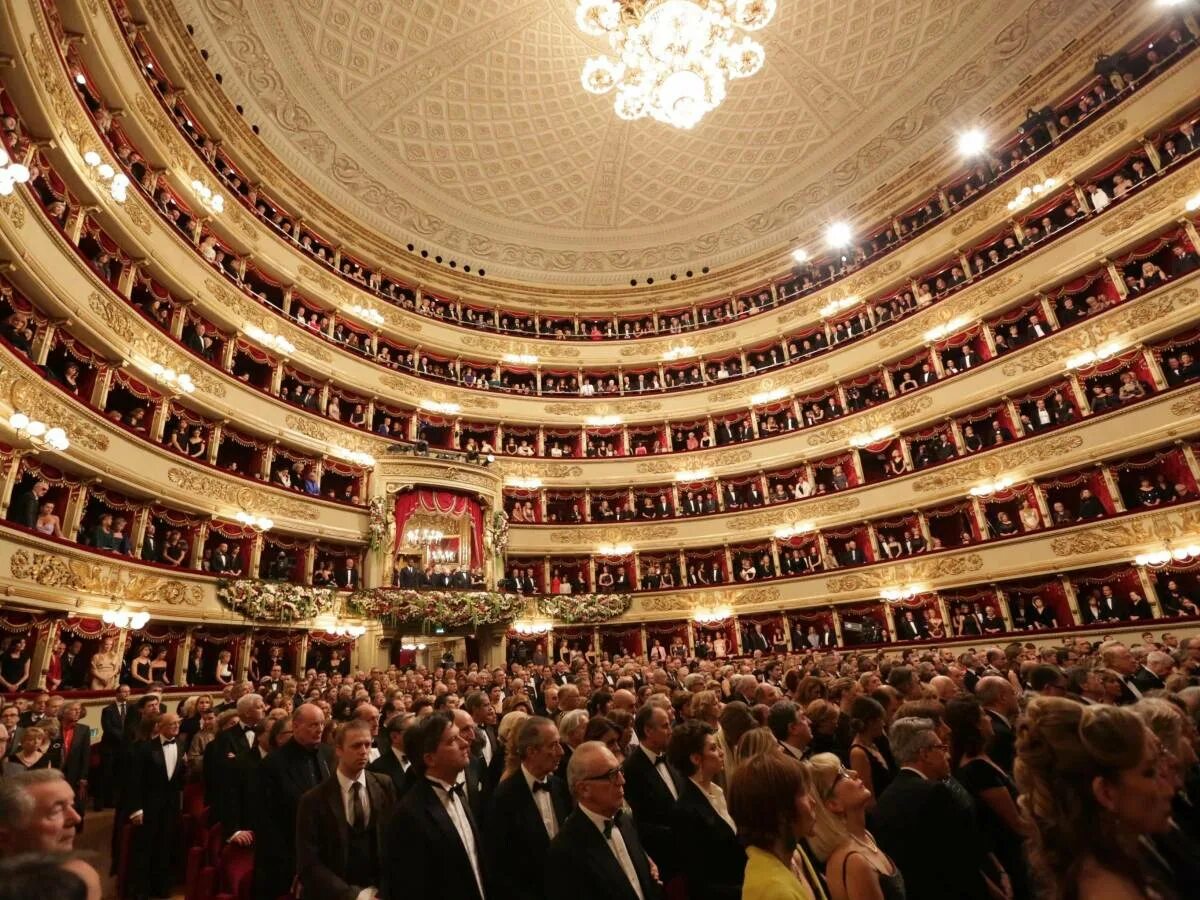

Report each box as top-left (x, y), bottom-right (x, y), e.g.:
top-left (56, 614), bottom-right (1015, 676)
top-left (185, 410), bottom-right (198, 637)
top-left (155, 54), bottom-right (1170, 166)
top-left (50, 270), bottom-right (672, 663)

top-left (393, 489), bottom-right (484, 564)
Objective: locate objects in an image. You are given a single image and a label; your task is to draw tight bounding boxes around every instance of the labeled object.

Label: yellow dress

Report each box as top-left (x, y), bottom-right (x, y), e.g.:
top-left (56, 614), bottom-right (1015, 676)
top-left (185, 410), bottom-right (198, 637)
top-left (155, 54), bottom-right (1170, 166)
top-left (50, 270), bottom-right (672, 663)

top-left (742, 845), bottom-right (829, 900)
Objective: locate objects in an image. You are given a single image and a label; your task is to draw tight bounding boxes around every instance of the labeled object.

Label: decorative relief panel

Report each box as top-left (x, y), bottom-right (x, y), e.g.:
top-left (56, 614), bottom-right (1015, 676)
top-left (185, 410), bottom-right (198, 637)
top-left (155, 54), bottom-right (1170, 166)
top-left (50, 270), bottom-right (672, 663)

top-left (495, 461), bottom-right (584, 479)
top-left (728, 496), bottom-right (862, 532)
top-left (3, 366), bottom-right (110, 452)
top-left (910, 435), bottom-right (1085, 493)
top-left (636, 585), bottom-right (781, 613)
top-left (165, 467), bottom-right (320, 520)
top-left (1099, 164), bottom-right (1200, 237)
top-left (541, 398), bottom-right (663, 416)
top-left (634, 448), bottom-right (754, 475)
top-left (877, 272), bottom-right (1023, 350)
top-left (473, 337), bottom-right (578, 359)
top-left (806, 395), bottom-right (934, 446)
top-left (376, 375), bottom-right (500, 411)
top-left (10, 548), bottom-right (203, 606)
top-left (1049, 507), bottom-right (1200, 557)
top-left (0, 194), bottom-right (27, 230)
top-left (549, 525), bottom-right (678, 546)
top-left (375, 462), bottom-right (500, 492)
top-left (707, 361), bottom-right (830, 404)
top-left (823, 552), bottom-right (985, 592)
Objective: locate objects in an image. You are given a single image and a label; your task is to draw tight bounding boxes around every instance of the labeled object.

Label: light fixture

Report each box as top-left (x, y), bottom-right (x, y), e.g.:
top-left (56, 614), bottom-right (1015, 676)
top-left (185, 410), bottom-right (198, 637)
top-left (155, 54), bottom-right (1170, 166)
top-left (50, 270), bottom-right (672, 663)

top-left (575, 0), bottom-right (777, 130)
top-left (400, 640), bottom-right (429, 651)
top-left (513, 620), bottom-right (553, 636)
top-left (430, 547), bottom-right (458, 564)
top-left (243, 323), bottom-right (295, 355)
top-left (585, 414), bottom-right (624, 426)
top-left (849, 426), bottom-right (894, 449)
top-left (74, 73), bottom-right (87, 85)
top-left (331, 623), bottom-right (367, 637)
top-left (80, 149), bottom-right (130, 203)
top-left (0, 145), bottom-right (30, 197)
top-left (8, 412), bottom-right (70, 451)
top-left (881, 585), bottom-right (920, 602)
top-left (1006, 177), bottom-right (1058, 212)
top-left (819, 295), bottom-right (861, 318)
top-left (144, 361), bottom-right (196, 394)
top-left (505, 475), bottom-right (543, 490)
top-left (234, 510), bottom-right (274, 532)
top-left (406, 526), bottom-right (445, 547)
top-left (1135, 543), bottom-right (1200, 567)
top-left (1065, 341), bottom-right (1124, 371)
top-left (421, 399), bottom-right (462, 415)
top-left (102, 609), bottom-right (151, 629)
top-left (693, 605), bottom-right (732, 624)
top-left (924, 316), bottom-right (968, 343)
top-left (675, 468), bottom-right (712, 481)
top-left (597, 542), bottom-right (633, 556)
top-left (330, 445), bottom-right (376, 468)
top-left (825, 222), bottom-right (854, 249)
top-left (345, 303), bottom-right (385, 327)
top-left (502, 353), bottom-right (539, 366)
top-left (662, 344), bottom-right (696, 361)
top-left (957, 129), bottom-right (987, 156)
top-left (1186, 193), bottom-right (1200, 213)
top-left (751, 387), bottom-right (789, 405)
top-left (968, 476), bottom-right (1014, 497)
top-left (188, 177), bottom-right (225, 215)
top-left (773, 521), bottom-right (813, 540)
top-left (791, 247), bottom-right (810, 265)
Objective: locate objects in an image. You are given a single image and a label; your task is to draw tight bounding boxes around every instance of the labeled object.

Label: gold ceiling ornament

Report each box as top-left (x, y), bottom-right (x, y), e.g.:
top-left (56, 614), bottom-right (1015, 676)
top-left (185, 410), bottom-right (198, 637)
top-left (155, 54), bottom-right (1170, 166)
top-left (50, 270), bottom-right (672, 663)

top-left (576, 0), bottom-right (777, 129)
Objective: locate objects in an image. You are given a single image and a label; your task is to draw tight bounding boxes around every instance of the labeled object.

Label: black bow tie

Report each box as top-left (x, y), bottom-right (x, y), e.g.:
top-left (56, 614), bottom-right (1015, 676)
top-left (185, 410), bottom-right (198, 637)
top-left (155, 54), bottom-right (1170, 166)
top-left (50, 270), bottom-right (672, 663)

top-left (653, 754), bottom-right (666, 767)
top-left (532, 779), bottom-right (550, 793)
top-left (434, 780), bottom-right (465, 799)
top-left (162, 738), bottom-right (177, 746)
top-left (602, 811), bottom-right (621, 839)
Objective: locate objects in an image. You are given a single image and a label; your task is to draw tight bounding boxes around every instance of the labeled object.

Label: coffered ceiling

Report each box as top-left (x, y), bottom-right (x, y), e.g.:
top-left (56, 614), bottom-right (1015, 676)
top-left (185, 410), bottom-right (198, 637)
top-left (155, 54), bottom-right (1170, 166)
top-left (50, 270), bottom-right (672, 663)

top-left (174, 0), bottom-right (1116, 287)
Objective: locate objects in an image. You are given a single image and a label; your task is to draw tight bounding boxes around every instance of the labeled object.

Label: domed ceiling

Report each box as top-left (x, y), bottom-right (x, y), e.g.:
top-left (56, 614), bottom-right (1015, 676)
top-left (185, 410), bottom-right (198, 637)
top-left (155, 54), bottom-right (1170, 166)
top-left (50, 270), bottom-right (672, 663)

top-left (176, 0), bottom-right (1112, 286)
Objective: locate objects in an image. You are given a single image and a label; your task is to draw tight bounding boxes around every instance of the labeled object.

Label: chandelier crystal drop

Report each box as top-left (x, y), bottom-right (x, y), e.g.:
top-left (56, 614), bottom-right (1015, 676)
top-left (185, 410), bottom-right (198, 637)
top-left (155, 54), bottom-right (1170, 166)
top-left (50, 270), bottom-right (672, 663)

top-left (576, 0), bottom-right (777, 130)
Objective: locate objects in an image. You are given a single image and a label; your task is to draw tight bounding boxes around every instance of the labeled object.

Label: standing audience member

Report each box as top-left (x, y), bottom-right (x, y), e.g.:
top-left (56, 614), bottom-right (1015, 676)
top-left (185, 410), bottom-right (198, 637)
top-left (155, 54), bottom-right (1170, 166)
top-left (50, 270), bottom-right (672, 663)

top-left (0, 770), bottom-right (81, 856)
top-left (125, 712), bottom-right (184, 900)
top-left (622, 704), bottom-right (685, 880)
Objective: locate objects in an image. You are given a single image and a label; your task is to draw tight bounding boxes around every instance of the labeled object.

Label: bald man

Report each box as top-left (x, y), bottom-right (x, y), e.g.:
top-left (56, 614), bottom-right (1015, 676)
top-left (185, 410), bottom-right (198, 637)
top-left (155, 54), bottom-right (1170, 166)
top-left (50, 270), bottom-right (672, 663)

top-left (127, 712), bottom-right (185, 899)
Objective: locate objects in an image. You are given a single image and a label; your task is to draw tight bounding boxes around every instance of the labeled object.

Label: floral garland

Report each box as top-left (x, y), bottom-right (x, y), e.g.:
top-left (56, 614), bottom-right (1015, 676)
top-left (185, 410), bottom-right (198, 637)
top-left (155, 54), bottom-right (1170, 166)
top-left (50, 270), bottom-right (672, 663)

top-left (218, 579), bottom-right (339, 623)
top-left (347, 588), bottom-right (525, 629)
top-left (537, 593), bottom-right (632, 624)
top-left (367, 496), bottom-right (391, 555)
top-left (485, 508), bottom-right (509, 556)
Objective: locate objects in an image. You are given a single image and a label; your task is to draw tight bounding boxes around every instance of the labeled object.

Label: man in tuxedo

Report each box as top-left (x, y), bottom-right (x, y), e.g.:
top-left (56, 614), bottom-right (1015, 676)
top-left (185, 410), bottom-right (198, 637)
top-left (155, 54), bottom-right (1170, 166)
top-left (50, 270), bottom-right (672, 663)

top-left (975, 676), bottom-right (1018, 775)
top-left (394, 558), bottom-right (419, 588)
top-left (485, 716), bottom-right (571, 900)
top-left (767, 700), bottom-right (812, 763)
top-left (380, 712), bottom-right (488, 900)
top-left (1100, 642), bottom-right (1144, 705)
top-left (205, 692), bottom-right (266, 840)
top-left (8, 480), bottom-right (48, 528)
top-left (545, 741), bottom-right (661, 900)
top-left (622, 705), bottom-right (684, 881)
top-left (1131, 650), bottom-right (1174, 695)
top-left (337, 558), bottom-right (360, 589)
top-left (1098, 585), bottom-right (1130, 621)
top-left (746, 623), bottom-right (771, 653)
top-left (140, 522), bottom-right (160, 562)
top-left (97, 685), bottom-right (131, 810)
top-left (370, 713), bottom-right (415, 796)
top-left (874, 718), bottom-right (990, 900)
top-left (296, 719), bottom-right (397, 900)
top-left (58, 640), bottom-right (86, 690)
top-left (57, 701), bottom-right (91, 816)
top-left (465, 691), bottom-right (502, 792)
top-left (898, 611), bottom-right (926, 641)
top-left (838, 540), bottom-right (864, 566)
top-left (819, 624), bottom-right (837, 648)
top-left (520, 569), bottom-right (539, 594)
top-left (209, 541), bottom-right (242, 576)
top-left (126, 712), bottom-right (185, 900)
top-left (256, 702), bottom-right (330, 898)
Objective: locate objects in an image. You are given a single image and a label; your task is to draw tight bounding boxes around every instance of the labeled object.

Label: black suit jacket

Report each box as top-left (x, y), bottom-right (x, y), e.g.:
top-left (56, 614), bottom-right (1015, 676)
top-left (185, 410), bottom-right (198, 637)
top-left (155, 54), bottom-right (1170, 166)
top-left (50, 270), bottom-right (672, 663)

top-left (622, 748), bottom-right (685, 879)
top-left (204, 723), bottom-right (256, 830)
top-left (369, 747), bottom-right (415, 797)
top-left (100, 701), bottom-right (128, 745)
top-left (59, 723), bottom-right (91, 789)
top-left (380, 776), bottom-right (487, 900)
top-left (671, 780), bottom-right (745, 900)
top-left (256, 739), bottom-right (331, 898)
top-left (9, 491), bottom-right (38, 528)
top-left (126, 738), bottom-right (185, 825)
top-left (985, 710), bottom-right (1016, 775)
top-left (874, 771), bottom-right (988, 900)
top-left (545, 809), bottom-right (662, 900)
top-left (485, 771), bottom-right (571, 900)
top-left (296, 771), bottom-right (397, 900)
top-left (1132, 666), bottom-right (1166, 694)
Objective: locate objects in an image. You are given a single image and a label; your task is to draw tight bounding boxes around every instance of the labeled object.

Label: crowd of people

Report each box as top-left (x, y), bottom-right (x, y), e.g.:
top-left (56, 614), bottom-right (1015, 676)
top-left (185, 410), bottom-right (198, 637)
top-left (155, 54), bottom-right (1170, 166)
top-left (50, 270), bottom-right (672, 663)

top-left (3, 630), bottom-right (1200, 899)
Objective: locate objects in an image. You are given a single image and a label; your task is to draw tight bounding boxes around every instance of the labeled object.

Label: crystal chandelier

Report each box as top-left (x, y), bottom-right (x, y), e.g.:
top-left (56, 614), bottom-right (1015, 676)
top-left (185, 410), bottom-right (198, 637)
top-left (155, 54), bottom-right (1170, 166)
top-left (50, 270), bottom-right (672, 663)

top-left (576, 0), bottom-right (777, 129)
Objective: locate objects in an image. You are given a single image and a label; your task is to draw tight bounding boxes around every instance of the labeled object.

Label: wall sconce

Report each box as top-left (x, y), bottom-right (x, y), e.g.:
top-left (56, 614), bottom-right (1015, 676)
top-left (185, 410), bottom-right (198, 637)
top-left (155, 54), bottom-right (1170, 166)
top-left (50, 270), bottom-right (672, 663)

top-left (597, 543), bottom-right (633, 556)
top-left (662, 345), bottom-right (696, 361)
top-left (502, 353), bottom-right (539, 365)
top-left (1065, 342), bottom-right (1123, 371)
top-left (849, 426), bottom-right (894, 448)
top-left (693, 605), bottom-right (732, 624)
top-left (1006, 177), bottom-right (1058, 212)
top-left (969, 476), bottom-right (1014, 497)
top-left (331, 445), bottom-right (376, 468)
top-left (235, 510), bottom-right (274, 532)
top-left (1135, 543), bottom-right (1200, 567)
top-left (751, 387), bottom-right (789, 405)
top-left (421, 399), bottom-right (461, 415)
top-left (189, 177), bottom-right (225, 215)
top-left (819, 296), bottom-right (861, 318)
top-left (102, 609), bottom-right (150, 629)
top-left (675, 468), bottom-right (712, 481)
top-left (345, 303), bottom-right (385, 328)
top-left (513, 620), bottom-right (552, 635)
top-left (924, 316), bottom-right (968, 343)
top-left (331, 624), bottom-right (367, 638)
top-left (585, 414), bottom-right (623, 426)
top-left (243, 323), bottom-right (295, 356)
top-left (8, 412), bottom-right (70, 451)
top-left (1183, 192), bottom-right (1199, 213)
top-left (81, 149), bottom-right (130, 202)
top-left (773, 521), bottom-right (813, 540)
top-left (505, 475), bottom-right (542, 490)
top-left (791, 247), bottom-right (809, 264)
top-left (0, 145), bottom-right (30, 196)
top-left (145, 362), bottom-right (196, 394)
top-left (400, 640), bottom-right (428, 651)
top-left (881, 586), bottom-right (921, 602)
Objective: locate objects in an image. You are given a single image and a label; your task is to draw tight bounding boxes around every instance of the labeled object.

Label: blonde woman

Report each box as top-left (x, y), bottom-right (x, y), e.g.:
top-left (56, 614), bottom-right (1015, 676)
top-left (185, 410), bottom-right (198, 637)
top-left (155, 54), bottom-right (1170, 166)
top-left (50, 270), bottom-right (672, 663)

top-left (89, 635), bottom-right (119, 690)
top-left (4, 725), bottom-right (50, 775)
top-left (808, 753), bottom-right (905, 900)
top-left (498, 710), bottom-right (530, 781)
top-left (734, 726), bottom-right (783, 771)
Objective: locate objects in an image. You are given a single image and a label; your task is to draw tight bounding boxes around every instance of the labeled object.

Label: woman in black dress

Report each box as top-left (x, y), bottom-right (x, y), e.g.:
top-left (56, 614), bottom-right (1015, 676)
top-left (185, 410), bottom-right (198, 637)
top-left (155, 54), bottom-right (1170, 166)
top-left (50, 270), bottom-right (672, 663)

top-left (0, 637), bottom-right (30, 694)
top-left (946, 696), bottom-right (1032, 900)
top-left (847, 696), bottom-right (896, 809)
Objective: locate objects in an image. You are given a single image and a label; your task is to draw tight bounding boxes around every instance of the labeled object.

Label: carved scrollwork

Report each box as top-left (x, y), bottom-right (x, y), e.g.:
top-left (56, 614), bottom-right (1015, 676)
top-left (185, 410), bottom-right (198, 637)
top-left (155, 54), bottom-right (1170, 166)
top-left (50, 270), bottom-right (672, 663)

top-left (823, 553), bottom-right (985, 593)
top-left (910, 435), bottom-right (1085, 493)
top-left (10, 548), bottom-right (203, 606)
top-left (634, 448), bottom-right (754, 475)
top-left (805, 395), bottom-right (934, 446)
top-left (728, 496), bottom-right (862, 531)
top-left (165, 467), bottom-right (320, 520)
top-left (549, 524), bottom-right (678, 545)
top-left (1049, 508), bottom-right (1200, 556)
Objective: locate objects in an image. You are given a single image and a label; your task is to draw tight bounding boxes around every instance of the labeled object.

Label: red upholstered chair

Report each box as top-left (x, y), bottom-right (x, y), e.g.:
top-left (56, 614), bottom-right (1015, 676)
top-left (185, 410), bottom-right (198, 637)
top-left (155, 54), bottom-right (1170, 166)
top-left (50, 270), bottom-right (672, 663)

top-left (114, 823), bottom-right (136, 900)
top-left (213, 844), bottom-right (255, 900)
top-left (183, 823), bottom-right (224, 900)
top-left (180, 781), bottom-right (209, 859)
top-left (665, 875), bottom-right (689, 900)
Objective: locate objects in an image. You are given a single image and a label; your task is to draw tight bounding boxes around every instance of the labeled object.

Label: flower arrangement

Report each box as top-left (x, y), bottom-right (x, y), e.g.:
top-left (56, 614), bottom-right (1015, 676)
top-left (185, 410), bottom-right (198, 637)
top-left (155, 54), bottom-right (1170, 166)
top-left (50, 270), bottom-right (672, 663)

top-left (485, 508), bottom-right (509, 555)
top-left (367, 496), bottom-right (391, 555)
top-left (348, 589), bottom-right (525, 629)
top-left (218, 579), bottom-right (338, 623)
top-left (537, 593), bottom-right (632, 624)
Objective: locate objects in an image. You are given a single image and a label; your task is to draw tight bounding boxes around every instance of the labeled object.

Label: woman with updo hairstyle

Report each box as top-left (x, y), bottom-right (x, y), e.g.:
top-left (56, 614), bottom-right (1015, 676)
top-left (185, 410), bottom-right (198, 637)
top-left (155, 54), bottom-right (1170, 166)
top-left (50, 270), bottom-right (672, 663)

top-left (717, 701), bottom-right (759, 788)
top-left (1015, 697), bottom-right (1174, 899)
top-left (691, 689), bottom-right (722, 728)
top-left (847, 696), bottom-right (894, 805)
top-left (806, 700), bottom-right (842, 758)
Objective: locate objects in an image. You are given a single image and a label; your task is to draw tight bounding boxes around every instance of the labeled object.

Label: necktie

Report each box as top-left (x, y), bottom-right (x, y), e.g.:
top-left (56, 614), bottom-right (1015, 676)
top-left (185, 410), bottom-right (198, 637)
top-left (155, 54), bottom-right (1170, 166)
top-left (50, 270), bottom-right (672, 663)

top-left (118, 703), bottom-right (126, 718)
top-left (532, 780), bottom-right (550, 793)
top-left (603, 818), bottom-right (615, 839)
top-left (350, 781), bottom-right (366, 830)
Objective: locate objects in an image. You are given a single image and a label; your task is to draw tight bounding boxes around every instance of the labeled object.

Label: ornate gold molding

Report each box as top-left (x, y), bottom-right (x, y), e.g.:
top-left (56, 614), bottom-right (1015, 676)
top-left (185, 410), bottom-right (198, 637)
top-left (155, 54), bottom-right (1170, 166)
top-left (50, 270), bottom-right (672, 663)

top-left (549, 524), bottom-right (678, 546)
top-left (806, 395), bottom-right (934, 446)
top-left (374, 461), bottom-right (500, 492)
top-left (165, 467), bottom-right (320, 520)
top-left (728, 496), bottom-right (862, 531)
top-left (1049, 507), bottom-right (1200, 557)
top-left (634, 448), bottom-right (754, 475)
top-left (823, 552), bottom-right (985, 593)
top-left (910, 435), bottom-right (1085, 493)
top-left (3, 366), bottom-right (110, 451)
top-left (636, 585), bottom-right (781, 613)
top-left (10, 547), bottom-right (203, 606)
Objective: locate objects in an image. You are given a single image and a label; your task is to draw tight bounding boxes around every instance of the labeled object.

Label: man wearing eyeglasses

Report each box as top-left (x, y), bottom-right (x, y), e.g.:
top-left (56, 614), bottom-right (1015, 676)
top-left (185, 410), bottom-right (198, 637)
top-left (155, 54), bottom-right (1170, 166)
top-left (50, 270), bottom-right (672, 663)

top-left (872, 717), bottom-right (996, 900)
top-left (545, 741), bottom-right (661, 900)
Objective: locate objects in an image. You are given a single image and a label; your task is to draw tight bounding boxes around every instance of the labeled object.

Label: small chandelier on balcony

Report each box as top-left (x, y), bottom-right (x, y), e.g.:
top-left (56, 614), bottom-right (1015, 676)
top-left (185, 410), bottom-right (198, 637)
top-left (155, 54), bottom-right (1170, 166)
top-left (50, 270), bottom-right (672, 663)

top-left (576, 0), bottom-right (777, 130)
top-left (406, 527), bottom-right (445, 547)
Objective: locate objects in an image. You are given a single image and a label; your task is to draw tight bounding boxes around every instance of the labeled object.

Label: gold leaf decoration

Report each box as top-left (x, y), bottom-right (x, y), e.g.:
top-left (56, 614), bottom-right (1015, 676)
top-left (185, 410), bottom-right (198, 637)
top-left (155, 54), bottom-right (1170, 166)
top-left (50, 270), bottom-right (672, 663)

top-left (549, 525), bottom-right (678, 545)
top-left (165, 468), bottom-right (321, 520)
top-left (910, 435), bottom-right (1085, 493)
top-left (1048, 508), bottom-right (1200, 556)
top-left (634, 448), bottom-right (754, 475)
top-left (10, 548), bottom-right (203, 606)
top-left (823, 553), bottom-right (984, 592)
top-left (805, 395), bottom-right (934, 446)
top-left (728, 496), bottom-right (862, 531)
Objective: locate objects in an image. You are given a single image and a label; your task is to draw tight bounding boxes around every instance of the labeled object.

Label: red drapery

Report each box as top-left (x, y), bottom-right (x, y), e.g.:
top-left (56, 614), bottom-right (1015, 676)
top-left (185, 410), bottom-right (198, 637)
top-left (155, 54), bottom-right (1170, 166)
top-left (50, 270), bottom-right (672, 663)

top-left (393, 489), bottom-right (484, 565)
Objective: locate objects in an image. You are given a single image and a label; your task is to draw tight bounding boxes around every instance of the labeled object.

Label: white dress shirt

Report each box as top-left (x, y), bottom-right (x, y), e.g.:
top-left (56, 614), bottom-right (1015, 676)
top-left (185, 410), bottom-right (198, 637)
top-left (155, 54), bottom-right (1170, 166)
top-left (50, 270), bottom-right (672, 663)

top-left (579, 804), bottom-right (645, 900)
top-left (479, 727), bottom-right (494, 766)
top-left (691, 777), bottom-right (735, 831)
top-left (522, 765), bottom-right (559, 839)
top-left (639, 744), bottom-right (678, 800)
top-left (429, 776), bottom-right (484, 897)
top-left (337, 768), bottom-right (371, 826)
top-left (162, 735), bottom-right (179, 781)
